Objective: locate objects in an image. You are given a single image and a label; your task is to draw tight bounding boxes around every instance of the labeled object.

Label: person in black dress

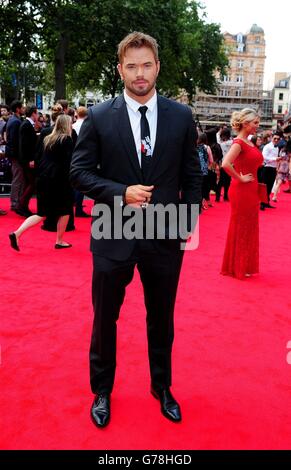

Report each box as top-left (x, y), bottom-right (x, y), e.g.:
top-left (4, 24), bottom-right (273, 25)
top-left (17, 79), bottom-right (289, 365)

top-left (9, 114), bottom-right (74, 251)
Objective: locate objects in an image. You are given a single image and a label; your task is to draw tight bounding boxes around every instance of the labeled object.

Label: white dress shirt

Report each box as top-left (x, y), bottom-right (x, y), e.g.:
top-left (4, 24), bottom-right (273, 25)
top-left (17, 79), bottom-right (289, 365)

top-left (124, 90), bottom-right (157, 166)
top-left (72, 118), bottom-right (85, 136)
top-left (262, 142), bottom-right (279, 168)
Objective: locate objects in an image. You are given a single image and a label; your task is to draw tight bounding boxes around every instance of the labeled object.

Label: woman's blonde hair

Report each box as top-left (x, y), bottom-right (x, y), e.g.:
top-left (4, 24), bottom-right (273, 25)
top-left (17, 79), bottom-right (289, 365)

top-left (230, 108), bottom-right (259, 132)
top-left (50, 103), bottom-right (64, 123)
top-left (43, 114), bottom-right (71, 150)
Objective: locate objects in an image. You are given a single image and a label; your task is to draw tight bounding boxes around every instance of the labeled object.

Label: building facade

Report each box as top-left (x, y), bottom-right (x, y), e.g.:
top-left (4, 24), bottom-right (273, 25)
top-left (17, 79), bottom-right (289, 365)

top-left (194, 24), bottom-right (272, 128)
top-left (272, 74), bottom-right (291, 129)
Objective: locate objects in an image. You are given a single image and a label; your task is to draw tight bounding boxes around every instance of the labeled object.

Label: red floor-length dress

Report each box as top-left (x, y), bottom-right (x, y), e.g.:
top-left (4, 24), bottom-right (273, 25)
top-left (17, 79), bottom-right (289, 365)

top-left (221, 138), bottom-right (263, 279)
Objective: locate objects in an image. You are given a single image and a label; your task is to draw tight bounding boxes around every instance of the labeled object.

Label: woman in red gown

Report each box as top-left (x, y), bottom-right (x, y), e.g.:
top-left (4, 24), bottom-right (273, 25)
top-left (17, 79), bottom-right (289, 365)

top-left (221, 109), bottom-right (263, 279)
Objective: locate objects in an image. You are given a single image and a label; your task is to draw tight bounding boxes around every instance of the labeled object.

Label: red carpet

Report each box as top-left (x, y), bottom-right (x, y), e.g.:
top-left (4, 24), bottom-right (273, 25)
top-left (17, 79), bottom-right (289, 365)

top-left (1, 193), bottom-right (291, 450)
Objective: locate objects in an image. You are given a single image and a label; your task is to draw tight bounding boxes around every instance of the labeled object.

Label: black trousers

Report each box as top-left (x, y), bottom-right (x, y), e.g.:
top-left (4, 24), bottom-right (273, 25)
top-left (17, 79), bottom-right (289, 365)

top-left (262, 166), bottom-right (277, 202)
top-left (90, 240), bottom-right (184, 394)
top-left (216, 168), bottom-right (231, 201)
top-left (202, 174), bottom-right (211, 200)
top-left (19, 166), bottom-right (35, 211)
top-left (74, 189), bottom-right (85, 214)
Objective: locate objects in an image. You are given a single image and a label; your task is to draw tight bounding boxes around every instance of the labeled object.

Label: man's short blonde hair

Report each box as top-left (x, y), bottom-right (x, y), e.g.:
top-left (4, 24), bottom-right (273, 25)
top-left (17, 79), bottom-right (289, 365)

top-left (76, 106), bottom-right (88, 119)
top-left (117, 31), bottom-right (159, 63)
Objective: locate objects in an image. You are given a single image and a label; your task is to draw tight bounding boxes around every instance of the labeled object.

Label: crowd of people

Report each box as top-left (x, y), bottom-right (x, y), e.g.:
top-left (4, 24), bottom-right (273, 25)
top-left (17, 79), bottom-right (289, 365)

top-left (1, 97), bottom-right (291, 253)
top-left (196, 123), bottom-right (291, 213)
top-left (0, 99), bottom-right (90, 248)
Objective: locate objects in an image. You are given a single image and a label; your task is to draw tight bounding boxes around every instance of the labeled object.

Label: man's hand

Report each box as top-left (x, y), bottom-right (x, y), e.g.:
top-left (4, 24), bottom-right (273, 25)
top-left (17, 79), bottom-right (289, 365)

top-left (125, 185), bottom-right (154, 207)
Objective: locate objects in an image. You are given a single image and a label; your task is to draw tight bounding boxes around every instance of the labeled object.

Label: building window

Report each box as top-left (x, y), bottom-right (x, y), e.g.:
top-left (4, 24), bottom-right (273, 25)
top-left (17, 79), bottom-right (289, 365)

top-left (237, 60), bottom-right (244, 68)
top-left (254, 48), bottom-right (260, 56)
top-left (255, 37), bottom-right (260, 43)
top-left (237, 34), bottom-right (243, 43)
top-left (258, 76), bottom-right (262, 84)
top-left (278, 105), bottom-right (283, 114)
top-left (237, 44), bottom-right (244, 52)
top-left (236, 75), bottom-right (243, 82)
top-left (223, 75), bottom-right (231, 82)
top-left (279, 93), bottom-right (284, 100)
top-left (220, 89), bottom-right (229, 97)
top-left (235, 90), bottom-right (242, 97)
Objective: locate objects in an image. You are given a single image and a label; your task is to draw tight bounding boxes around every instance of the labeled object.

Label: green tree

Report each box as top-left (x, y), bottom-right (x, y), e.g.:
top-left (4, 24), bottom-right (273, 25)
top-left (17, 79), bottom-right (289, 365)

top-left (0, 0), bottom-right (92, 101)
top-left (71, 0), bottom-right (184, 98)
top-left (175, 2), bottom-right (228, 102)
top-left (0, 0), bottom-right (227, 103)
top-left (34, 0), bottom-right (97, 100)
top-left (0, 0), bottom-right (42, 101)
top-left (64, 0), bottom-right (227, 100)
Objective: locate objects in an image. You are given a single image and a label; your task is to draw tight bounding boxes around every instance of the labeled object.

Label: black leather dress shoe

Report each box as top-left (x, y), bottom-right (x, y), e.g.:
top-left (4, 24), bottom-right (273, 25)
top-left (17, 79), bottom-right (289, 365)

top-left (9, 232), bottom-right (20, 251)
top-left (91, 393), bottom-right (111, 428)
top-left (151, 388), bottom-right (181, 422)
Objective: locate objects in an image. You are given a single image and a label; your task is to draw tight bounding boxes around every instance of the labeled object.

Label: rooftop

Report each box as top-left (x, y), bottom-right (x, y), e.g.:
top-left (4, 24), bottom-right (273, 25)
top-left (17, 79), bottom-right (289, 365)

top-left (249, 24), bottom-right (264, 34)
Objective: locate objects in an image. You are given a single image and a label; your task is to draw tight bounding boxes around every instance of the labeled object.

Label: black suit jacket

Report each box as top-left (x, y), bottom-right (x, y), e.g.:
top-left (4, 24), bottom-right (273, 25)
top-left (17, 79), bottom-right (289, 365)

top-left (70, 94), bottom-right (202, 260)
top-left (19, 119), bottom-right (37, 166)
top-left (5, 115), bottom-right (22, 160)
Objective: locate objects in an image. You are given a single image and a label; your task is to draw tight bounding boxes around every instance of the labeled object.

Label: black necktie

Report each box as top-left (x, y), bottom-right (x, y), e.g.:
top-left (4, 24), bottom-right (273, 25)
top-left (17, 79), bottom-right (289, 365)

top-left (139, 106), bottom-right (152, 179)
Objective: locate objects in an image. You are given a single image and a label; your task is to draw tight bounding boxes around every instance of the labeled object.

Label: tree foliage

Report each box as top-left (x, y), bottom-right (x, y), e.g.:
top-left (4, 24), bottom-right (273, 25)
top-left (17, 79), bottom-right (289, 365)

top-left (0, 0), bottom-right (228, 104)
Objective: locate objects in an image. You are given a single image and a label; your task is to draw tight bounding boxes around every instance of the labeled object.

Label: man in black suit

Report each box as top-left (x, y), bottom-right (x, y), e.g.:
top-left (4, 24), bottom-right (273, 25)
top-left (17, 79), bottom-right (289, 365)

top-left (5, 100), bottom-right (25, 213)
top-left (70, 32), bottom-right (202, 427)
top-left (18, 105), bottom-right (39, 216)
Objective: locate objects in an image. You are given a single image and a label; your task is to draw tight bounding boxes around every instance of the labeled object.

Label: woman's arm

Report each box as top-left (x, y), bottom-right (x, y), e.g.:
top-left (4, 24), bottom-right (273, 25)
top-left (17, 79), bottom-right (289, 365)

top-left (221, 143), bottom-right (254, 183)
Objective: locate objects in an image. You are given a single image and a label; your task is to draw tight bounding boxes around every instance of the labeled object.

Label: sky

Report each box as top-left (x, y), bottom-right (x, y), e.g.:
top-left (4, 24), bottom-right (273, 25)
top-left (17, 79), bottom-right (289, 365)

top-left (201, 0), bottom-right (291, 90)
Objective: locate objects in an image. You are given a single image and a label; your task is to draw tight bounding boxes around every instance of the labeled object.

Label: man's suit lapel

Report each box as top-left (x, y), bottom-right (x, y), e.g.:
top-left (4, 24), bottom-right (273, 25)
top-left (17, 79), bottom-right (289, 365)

top-left (113, 95), bottom-right (143, 180)
top-left (146, 95), bottom-right (169, 181)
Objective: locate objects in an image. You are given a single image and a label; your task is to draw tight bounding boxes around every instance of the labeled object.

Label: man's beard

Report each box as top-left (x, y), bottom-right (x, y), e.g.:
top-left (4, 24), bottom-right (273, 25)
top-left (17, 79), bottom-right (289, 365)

top-left (127, 80), bottom-right (156, 97)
